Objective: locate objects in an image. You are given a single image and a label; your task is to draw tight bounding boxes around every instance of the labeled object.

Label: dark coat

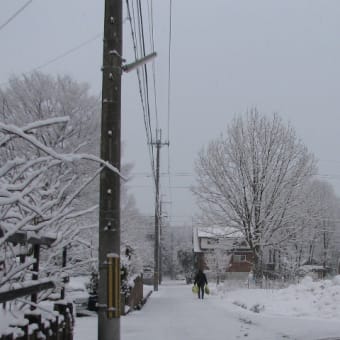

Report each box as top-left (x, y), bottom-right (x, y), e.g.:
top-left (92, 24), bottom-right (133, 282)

top-left (194, 270), bottom-right (207, 287)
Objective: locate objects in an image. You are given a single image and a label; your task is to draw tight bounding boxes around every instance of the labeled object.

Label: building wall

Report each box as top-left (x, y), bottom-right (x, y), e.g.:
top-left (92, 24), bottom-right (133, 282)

top-left (194, 234), bottom-right (255, 280)
top-left (228, 252), bottom-right (253, 273)
top-left (225, 272), bottom-right (249, 280)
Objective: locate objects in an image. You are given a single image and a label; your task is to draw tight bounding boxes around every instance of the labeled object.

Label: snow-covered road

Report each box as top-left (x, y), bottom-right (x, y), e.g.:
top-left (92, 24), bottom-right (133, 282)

top-left (122, 280), bottom-right (269, 340)
top-left (74, 280), bottom-right (340, 340)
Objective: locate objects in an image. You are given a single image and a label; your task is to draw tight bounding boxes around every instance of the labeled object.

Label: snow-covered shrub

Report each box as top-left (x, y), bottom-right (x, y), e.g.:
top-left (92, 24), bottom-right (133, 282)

top-left (332, 275), bottom-right (340, 285)
top-left (120, 246), bottom-right (142, 298)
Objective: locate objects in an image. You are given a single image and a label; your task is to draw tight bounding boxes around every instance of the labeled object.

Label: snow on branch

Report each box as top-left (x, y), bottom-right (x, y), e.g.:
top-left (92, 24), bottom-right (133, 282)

top-left (0, 259), bottom-right (36, 288)
top-left (0, 117), bottom-right (70, 147)
top-left (0, 121), bottom-right (123, 178)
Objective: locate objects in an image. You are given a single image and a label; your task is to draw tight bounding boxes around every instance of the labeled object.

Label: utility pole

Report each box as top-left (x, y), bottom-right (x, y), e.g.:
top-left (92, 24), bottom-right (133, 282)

top-left (151, 130), bottom-right (169, 291)
top-left (159, 199), bottom-right (171, 283)
top-left (159, 200), bottom-right (163, 284)
top-left (98, 0), bottom-right (122, 339)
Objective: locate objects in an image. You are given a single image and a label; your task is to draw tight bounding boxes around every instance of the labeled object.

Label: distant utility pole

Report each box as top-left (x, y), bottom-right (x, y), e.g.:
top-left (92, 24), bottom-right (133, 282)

top-left (98, 0), bottom-right (122, 339)
top-left (159, 200), bottom-right (163, 284)
top-left (159, 198), bottom-right (171, 284)
top-left (151, 129), bottom-right (169, 291)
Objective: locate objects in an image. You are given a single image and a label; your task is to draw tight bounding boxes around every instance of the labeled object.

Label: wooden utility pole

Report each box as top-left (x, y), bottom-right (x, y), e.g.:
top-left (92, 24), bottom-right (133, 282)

top-left (159, 200), bottom-right (163, 284)
top-left (98, 0), bottom-right (122, 339)
top-left (151, 130), bottom-right (169, 291)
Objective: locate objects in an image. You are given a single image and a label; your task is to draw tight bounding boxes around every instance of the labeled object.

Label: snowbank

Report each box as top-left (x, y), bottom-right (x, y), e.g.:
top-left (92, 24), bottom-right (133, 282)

top-left (219, 275), bottom-right (340, 320)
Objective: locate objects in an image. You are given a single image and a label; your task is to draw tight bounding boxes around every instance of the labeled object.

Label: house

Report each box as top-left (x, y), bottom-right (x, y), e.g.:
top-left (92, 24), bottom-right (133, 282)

top-left (296, 259), bottom-right (330, 280)
top-left (193, 227), bottom-right (253, 281)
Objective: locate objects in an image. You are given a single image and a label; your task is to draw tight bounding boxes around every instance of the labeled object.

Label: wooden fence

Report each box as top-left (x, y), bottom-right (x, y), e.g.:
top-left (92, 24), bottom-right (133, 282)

top-left (1, 276), bottom-right (149, 338)
top-left (122, 275), bottom-right (151, 315)
top-left (0, 281), bottom-right (74, 340)
top-left (1, 301), bottom-right (74, 340)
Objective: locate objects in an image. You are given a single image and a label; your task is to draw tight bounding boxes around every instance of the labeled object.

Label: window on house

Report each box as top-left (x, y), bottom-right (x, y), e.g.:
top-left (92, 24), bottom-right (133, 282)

top-left (207, 239), bottom-right (218, 245)
top-left (233, 254), bottom-right (246, 263)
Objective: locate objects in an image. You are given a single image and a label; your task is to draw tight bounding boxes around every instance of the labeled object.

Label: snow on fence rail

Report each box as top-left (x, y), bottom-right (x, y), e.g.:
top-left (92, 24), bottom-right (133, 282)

top-left (0, 280), bottom-right (55, 304)
top-left (1, 301), bottom-right (74, 340)
top-left (0, 280), bottom-right (74, 339)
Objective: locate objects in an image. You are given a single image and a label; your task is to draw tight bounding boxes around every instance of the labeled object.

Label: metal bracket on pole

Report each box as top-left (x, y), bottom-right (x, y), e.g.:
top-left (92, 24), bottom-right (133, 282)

top-left (122, 52), bottom-right (157, 73)
top-left (107, 254), bottom-right (121, 319)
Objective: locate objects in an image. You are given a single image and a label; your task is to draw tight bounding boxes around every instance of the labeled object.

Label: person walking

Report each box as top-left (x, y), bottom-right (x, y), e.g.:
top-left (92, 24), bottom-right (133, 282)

top-left (194, 269), bottom-right (208, 299)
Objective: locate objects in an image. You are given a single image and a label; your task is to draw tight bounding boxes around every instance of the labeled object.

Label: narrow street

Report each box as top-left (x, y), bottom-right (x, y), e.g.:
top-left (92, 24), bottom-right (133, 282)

top-left (121, 281), bottom-right (295, 340)
top-left (121, 280), bottom-right (253, 340)
top-left (75, 280), bottom-right (340, 340)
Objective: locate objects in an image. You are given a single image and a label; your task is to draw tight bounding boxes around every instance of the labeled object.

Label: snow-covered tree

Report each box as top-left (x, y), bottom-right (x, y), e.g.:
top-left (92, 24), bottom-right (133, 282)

top-left (120, 162), bottom-right (153, 276)
top-left (289, 180), bottom-right (340, 273)
top-left (0, 71), bottom-right (100, 152)
top-left (0, 118), bottom-right (119, 300)
top-left (0, 72), bottom-right (102, 275)
top-left (268, 179), bottom-right (340, 280)
top-left (193, 110), bottom-right (316, 279)
top-left (0, 71), bottom-right (155, 304)
top-left (168, 225), bottom-right (194, 277)
top-left (0, 72), bottom-right (111, 304)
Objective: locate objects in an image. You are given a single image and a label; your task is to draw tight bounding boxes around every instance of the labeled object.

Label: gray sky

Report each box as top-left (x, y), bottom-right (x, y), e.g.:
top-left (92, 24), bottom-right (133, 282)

top-left (1, 1), bottom-right (340, 227)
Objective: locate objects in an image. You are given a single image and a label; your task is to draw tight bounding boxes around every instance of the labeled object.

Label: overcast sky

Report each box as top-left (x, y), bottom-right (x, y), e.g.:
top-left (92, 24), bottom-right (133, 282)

top-left (1, 1), bottom-right (340, 227)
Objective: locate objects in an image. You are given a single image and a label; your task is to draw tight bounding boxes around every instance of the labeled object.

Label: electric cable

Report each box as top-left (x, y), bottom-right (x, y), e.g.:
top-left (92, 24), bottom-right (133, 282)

top-left (147, 0), bottom-right (159, 131)
top-left (0, 33), bottom-right (101, 88)
top-left (137, 0), bottom-right (156, 183)
top-left (34, 33), bottom-right (101, 71)
top-left (167, 0), bottom-right (172, 145)
top-left (0, 0), bottom-right (33, 33)
top-left (126, 0), bottom-right (156, 183)
top-left (166, 0), bottom-right (173, 225)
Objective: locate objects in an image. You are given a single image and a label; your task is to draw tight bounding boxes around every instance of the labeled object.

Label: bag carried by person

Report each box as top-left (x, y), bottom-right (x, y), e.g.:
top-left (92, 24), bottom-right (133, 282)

top-left (192, 284), bottom-right (199, 294)
top-left (204, 285), bottom-right (210, 295)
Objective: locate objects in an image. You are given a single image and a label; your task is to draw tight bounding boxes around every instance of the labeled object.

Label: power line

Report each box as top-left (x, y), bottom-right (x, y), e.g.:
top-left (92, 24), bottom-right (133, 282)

top-left (0, 0), bottom-right (33, 33)
top-left (137, 1), bottom-right (151, 133)
top-left (125, 2), bottom-right (176, 235)
top-left (125, 0), bottom-right (156, 183)
top-left (0, 33), bottom-right (101, 88)
top-left (167, 0), bottom-right (173, 144)
top-left (34, 33), bottom-right (101, 71)
top-left (166, 0), bottom-right (173, 227)
top-left (147, 0), bottom-right (159, 130)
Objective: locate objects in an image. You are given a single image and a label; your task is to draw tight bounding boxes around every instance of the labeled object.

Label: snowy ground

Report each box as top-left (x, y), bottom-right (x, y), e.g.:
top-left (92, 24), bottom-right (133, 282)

top-left (74, 276), bottom-right (340, 340)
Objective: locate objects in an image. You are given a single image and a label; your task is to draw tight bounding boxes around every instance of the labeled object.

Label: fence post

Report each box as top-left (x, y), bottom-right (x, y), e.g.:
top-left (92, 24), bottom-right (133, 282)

top-left (9, 318), bottom-right (29, 340)
top-left (25, 313), bottom-right (41, 340)
top-left (50, 315), bottom-right (59, 340)
top-left (54, 302), bottom-right (74, 340)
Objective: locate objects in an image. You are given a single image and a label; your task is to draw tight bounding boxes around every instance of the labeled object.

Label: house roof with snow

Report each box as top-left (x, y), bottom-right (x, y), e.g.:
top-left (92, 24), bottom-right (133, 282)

top-left (197, 226), bottom-right (243, 239)
top-left (193, 226), bottom-right (248, 253)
